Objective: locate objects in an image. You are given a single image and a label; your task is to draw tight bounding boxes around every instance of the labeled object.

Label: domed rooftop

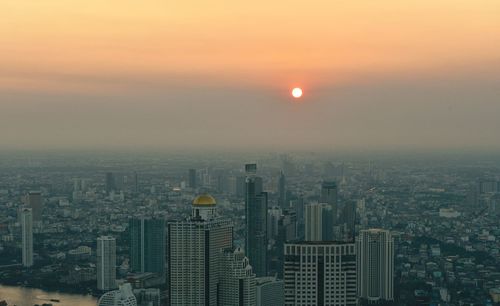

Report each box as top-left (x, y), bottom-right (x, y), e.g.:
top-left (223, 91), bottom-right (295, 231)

top-left (193, 194), bottom-right (216, 206)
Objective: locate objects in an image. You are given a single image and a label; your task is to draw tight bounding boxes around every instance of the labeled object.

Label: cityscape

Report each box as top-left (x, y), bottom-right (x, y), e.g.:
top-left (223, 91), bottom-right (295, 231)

top-left (2, 0), bottom-right (500, 305)
top-left (0, 152), bottom-right (499, 305)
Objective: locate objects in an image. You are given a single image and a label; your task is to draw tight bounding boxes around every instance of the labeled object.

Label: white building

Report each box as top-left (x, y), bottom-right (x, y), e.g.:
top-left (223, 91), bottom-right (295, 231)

top-left (21, 208), bottom-right (33, 267)
top-left (219, 247), bottom-right (256, 306)
top-left (97, 236), bottom-right (117, 291)
top-left (305, 203), bottom-right (332, 241)
top-left (284, 242), bottom-right (357, 306)
top-left (256, 276), bottom-right (284, 306)
top-left (98, 283), bottom-right (137, 306)
top-left (168, 194), bottom-right (233, 306)
top-left (356, 229), bottom-right (394, 303)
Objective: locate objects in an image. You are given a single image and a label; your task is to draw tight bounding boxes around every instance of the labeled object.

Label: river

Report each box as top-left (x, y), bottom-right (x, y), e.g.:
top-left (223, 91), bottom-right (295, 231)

top-left (0, 285), bottom-right (97, 306)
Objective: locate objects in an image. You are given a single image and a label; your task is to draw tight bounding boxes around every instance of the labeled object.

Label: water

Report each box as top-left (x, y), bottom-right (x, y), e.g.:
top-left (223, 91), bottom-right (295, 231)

top-left (0, 285), bottom-right (97, 306)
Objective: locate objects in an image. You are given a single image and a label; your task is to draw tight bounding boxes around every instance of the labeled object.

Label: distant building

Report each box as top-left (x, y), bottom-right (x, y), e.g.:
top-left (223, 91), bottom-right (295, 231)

top-left (105, 172), bottom-right (116, 194)
top-left (305, 203), bottom-right (332, 241)
top-left (256, 276), bottom-right (284, 306)
top-left (219, 247), bottom-right (256, 306)
top-left (356, 229), bottom-right (394, 303)
top-left (98, 283), bottom-right (137, 306)
top-left (320, 181), bottom-right (338, 229)
top-left (129, 218), bottom-right (165, 278)
top-left (188, 168), bottom-right (197, 188)
top-left (245, 164), bottom-right (268, 277)
top-left (168, 194), bottom-right (233, 306)
top-left (278, 171), bottom-right (286, 209)
top-left (26, 191), bottom-right (42, 222)
top-left (133, 288), bottom-right (160, 306)
top-left (97, 236), bottom-right (117, 291)
top-left (284, 241), bottom-right (357, 306)
top-left (21, 208), bottom-right (33, 267)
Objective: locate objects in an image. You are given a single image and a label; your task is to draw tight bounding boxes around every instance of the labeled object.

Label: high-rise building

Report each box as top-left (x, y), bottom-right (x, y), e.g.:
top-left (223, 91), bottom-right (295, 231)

top-left (97, 236), bottom-right (117, 291)
top-left (97, 283), bottom-right (137, 306)
top-left (168, 194), bottom-right (233, 306)
top-left (133, 288), bottom-right (161, 306)
top-left (341, 201), bottom-right (356, 241)
top-left (129, 218), bottom-right (166, 277)
top-left (21, 208), bottom-right (33, 267)
top-left (305, 203), bottom-right (333, 241)
top-left (188, 168), bottom-right (197, 189)
top-left (26, 191), bottom-right (42, 222)
top-left (219, 247), bottom-right (257, 306)
top-left (278, 171), bottom-right (286, 209)
top-left (284, 242), bottom-right (357, 306)
top-left (320, 181), bottom-right (338, 223)
top-left (105, 172), bottom-right (116, 194)
top-left (256, 276), bottom-right (284, 306)
top-left (356, 229), bottom-right (394, 303)
top-left (245, 163), bottom-right (268, 277)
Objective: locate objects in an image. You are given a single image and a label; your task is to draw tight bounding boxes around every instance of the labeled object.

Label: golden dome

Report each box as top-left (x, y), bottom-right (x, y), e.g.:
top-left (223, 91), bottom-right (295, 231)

top-left (193, 194), bottom-right (216, 206)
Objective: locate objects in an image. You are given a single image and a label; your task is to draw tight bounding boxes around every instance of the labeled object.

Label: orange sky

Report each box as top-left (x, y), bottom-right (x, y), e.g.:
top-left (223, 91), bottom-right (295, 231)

top-left (2, 0), bottom-right (500, 93)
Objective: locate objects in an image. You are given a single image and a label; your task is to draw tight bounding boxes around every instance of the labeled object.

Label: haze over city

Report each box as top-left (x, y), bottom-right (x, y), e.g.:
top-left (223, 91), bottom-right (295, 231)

top-left (2, 0), bottom-right (500, 151)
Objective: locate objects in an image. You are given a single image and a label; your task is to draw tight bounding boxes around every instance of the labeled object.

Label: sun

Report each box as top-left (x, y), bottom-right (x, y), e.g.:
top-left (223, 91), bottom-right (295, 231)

top-left (291, 87), bottom-right (303, 98)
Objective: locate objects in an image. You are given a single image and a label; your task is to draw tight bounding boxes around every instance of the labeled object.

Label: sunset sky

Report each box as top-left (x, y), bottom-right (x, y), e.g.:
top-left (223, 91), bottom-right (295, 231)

top-left (1, 0), bottom-right (500, 151)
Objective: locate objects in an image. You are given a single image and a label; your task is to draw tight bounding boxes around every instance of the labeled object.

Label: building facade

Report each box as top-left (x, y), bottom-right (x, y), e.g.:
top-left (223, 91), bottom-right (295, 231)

top-left (284, 242), bottom-right (357, 306)
top-left (97, 236), bottom-right (117, 291)
top-left (168, 194), bottom-right (233, 306)
top-left (219, 247), bottom-right (256, 306)
top-left (21, 207), bottom-right (33, 267)
top-left (356, 229), bottom-right (394, 303)
top-left (129, 218), bottom-right (166, 277)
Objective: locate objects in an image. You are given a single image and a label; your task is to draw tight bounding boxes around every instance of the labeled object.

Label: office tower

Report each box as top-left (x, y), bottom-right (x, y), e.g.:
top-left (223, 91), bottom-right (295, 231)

top-left (188, 168), bottom-right (197, 188)
top-left (97, 236), bottom-right (117, 291)
top-left (245, 163), bottom-right (268, 277)
top-left (26, 191), bottom-right (42, 222)
top-left (356, 229), bottom-right (394, 303)
top-left (105, 172), bottom-right (116, 194)
top-left (168, 194), bottom-right (233, 306)
top-left (278, 171), bottom-right (286, 209)
top-left (236, 176), bottom-right (246, 197)
top-left (267, 207), bottom-right (282, 241)
top-left (219, 247), bottom-right (257, 306)
top-left (284, 242), bottom-right (357, 306)
top-left (305, 203), bottom-right (333, 241)
top-left (97, 283), bottom-right (137, 306)
top-left (129, 218), bottom-right (166, 277)
top-left (256, 276), bottom-right (284, 306)
top-left (320, 181), bottom-right (338, 221)
top-left (21, 208), bottom-right (33, 267)
top-left (341, 201), bottom-right (356, 241)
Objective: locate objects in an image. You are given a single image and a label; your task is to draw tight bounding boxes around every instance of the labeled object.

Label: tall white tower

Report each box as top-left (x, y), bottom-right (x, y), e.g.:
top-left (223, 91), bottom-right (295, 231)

top-left (97, 236), bottom-right (117, 291)
top-left (21, 208), bottom-right (33, 267)
top-left (168, 194), bottom-right (233, 306)
top-left (356, 229), bottom-right (394, 302)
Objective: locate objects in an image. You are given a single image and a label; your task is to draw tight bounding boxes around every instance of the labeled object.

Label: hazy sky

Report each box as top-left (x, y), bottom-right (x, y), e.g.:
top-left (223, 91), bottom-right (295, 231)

top-left (1, 0), bottom-right (500, 151)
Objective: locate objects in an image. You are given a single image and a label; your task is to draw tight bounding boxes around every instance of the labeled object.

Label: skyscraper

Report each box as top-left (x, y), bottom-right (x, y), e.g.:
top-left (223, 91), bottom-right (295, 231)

top-left (245, 163), bottom-right (268, 277)
top-left (105, 172), bottom-right (116, 194)
top-left (219, 247), bottom-right (257, 306)
top-left (129, 218), bottom-right (166, 277)
top-left (97, 236), bottom-right (117, 291)
top-left (305, 203), bottom-right (333, 241)
top-left (320, 181), bottom-right (338, 226)
top-left (26, 191), bottom-right (42, 222)
top-left (97, 283), bottom-right (137, 306)
top-left (356, 229), bottom-right (394, 303)
top-left (21, 208), bottom-right (33, 267)
top-left (278, 171), bottom-right (286, 209)
top-left (168, 194), bottom-right (233, 306)
top-left (188, 168), bottom-right (197, 189)
top-left (284, 242), bottom-right (357, 306)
